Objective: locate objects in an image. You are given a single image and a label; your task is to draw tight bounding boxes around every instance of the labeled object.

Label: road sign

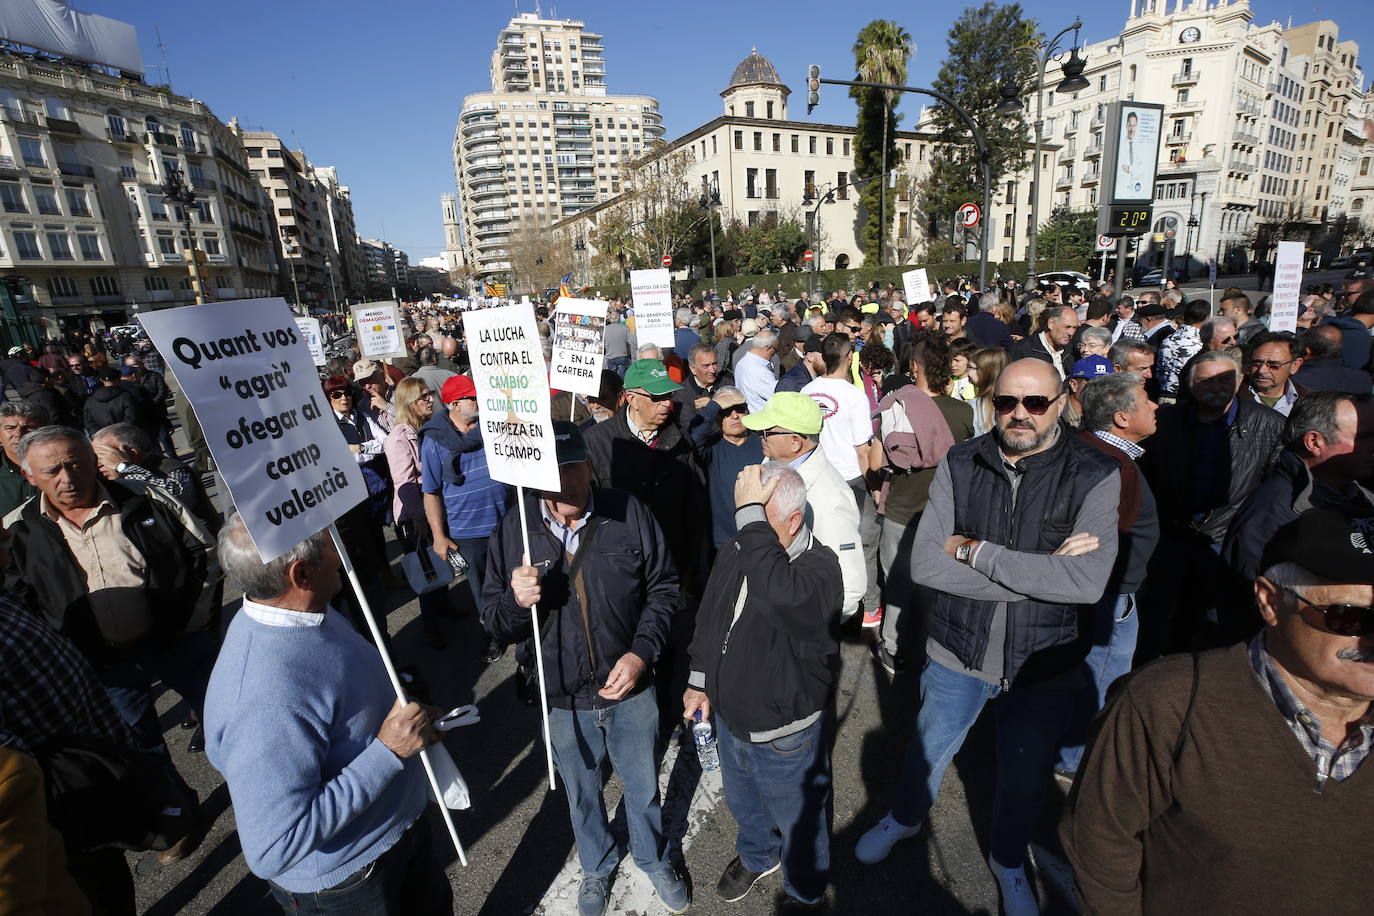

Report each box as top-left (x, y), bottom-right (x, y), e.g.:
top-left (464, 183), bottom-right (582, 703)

top-left (957, 202), bottom-right (982, 228)
top-left (1095, 235), bottom-right (1119, 253)
top-left (803, 249), bottom-right (814, 262)
top-left (661, 254), bottom-right (672, 267)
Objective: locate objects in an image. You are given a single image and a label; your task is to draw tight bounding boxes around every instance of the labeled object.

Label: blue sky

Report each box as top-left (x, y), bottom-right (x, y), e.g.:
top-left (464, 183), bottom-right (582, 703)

top-left (86, 0), bottom-right (1372, 259)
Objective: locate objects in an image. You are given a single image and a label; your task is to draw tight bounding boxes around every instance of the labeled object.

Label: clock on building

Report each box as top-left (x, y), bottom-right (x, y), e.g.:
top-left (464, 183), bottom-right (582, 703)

top-left (1179, 27), bottom-right (1201, 44)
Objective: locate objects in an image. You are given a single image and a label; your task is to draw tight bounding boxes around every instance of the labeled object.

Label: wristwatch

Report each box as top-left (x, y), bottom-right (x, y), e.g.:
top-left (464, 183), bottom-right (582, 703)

top-left (954, 538), bottom-right (979, 565)
top-left (115, 462), bottom-right (130, 475)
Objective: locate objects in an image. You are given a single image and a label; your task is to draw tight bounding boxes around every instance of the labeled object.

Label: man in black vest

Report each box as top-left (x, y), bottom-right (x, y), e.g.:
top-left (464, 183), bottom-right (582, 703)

top-left (855, 358), bottom-right (1120, 916)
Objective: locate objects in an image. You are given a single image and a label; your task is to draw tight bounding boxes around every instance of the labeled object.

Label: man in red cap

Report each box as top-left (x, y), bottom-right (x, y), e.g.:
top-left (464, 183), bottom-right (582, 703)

top-left (421, 374), bottom-right (509, 662)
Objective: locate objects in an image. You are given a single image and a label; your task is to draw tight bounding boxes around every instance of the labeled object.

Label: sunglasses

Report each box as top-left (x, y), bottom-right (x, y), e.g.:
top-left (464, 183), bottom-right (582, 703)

top-left (630, 390), bottom-right (675, 403)
top-left (1286, 588), bottom-right (1374, 637)
top-left (328, 390), bottom-right (351, 400)
top-left (757, 429), bottom-right (800, 440)
top-left (991, 392), bottom-right (1064, 416)
top-left (1246, 358), bottom-right (1293, 371)
top-left (844, 324), bottom-right (863, 333)
top-left (719, 404), bottom-right (749, 417)
top-left (417, 392), bottom-right (435, 400)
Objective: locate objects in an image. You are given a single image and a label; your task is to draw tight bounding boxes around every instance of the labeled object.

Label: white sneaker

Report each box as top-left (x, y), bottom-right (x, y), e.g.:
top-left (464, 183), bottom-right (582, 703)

top-left (854, 813), bottom-right (922, 864)
top-left (988, 856), bottom-right (1040, 916)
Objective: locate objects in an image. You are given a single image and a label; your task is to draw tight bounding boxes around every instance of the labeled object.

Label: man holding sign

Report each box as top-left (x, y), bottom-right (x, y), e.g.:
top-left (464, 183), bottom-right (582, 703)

top-left (481, 423), bottom-right (689, 916)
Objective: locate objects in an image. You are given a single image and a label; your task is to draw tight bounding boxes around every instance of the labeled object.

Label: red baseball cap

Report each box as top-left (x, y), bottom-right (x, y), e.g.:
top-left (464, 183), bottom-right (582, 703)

top-left (440, 375), bottom-right (477, 404)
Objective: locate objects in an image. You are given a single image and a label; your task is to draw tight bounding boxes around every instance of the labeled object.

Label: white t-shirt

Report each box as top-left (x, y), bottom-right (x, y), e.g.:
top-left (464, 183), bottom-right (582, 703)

top-left (803, 376), bottom-right (873, 481)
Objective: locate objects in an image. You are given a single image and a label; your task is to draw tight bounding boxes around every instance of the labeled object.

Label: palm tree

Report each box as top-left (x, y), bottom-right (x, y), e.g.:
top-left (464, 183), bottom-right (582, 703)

top-left (852, 20), bottom-right (913, 266)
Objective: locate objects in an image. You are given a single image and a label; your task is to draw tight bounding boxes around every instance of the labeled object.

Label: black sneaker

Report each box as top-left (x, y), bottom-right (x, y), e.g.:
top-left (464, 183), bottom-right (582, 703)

top-left (483, 638), bottom-right (506, 664)
top-left (871, 644), bottom-right (906, 676)
top-left (716, 855), bottom-right (780, 903)
top-left (186, 724), bottom-right (205, 754)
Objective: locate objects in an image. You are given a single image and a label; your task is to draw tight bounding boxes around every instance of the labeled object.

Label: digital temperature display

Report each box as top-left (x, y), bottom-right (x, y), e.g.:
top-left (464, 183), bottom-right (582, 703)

top-left (1101, 206), bottom-right (1153, 236)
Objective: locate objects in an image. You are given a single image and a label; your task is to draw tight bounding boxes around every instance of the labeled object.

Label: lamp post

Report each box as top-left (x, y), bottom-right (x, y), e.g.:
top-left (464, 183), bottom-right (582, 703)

top-left (162, 167), bottom-right (206, 304)
top-left (324, 257), bottom-right (340, 312)
top-left (573, 237), bottom-right (587, 288)
top-left (697, 175), bottom-right (721, 291)
top-left (994, 19), bottom-right (1089, 286)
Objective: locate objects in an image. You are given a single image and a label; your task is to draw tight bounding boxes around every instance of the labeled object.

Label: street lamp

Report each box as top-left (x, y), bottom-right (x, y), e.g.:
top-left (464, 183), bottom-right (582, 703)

top-left (994, 19), bottom-right (1088, 285)
top-left (698, 175), bottom-right (721, 291)
top-left (162, 167), bottom-right (206, 304)
top-left (573, 236), bottom-right (587, 289)
top-left (324, 257), bottom-right (340, 311)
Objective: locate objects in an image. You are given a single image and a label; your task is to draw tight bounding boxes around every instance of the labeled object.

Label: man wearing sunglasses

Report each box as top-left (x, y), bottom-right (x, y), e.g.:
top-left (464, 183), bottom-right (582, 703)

top-left (1241, 331), bottom-right (1307, 416)
top-left (1218, 292), bottom-right (1266, 348)
top-left (1065, 507), bottom-right (1374, 915)
top-left (856, 358), bottom-right (1120, 916)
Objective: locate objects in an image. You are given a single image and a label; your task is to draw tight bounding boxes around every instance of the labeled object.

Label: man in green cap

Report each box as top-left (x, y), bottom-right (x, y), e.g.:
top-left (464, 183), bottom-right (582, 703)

top-left (583, 358), bottom-right (706, 725)
top-left (743, 392), bottom-right (865, 621)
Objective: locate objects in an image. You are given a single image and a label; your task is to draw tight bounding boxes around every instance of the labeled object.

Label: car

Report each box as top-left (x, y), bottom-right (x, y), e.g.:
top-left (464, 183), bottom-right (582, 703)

top-left (1331, 255), bottom-right (1353, 269)
top-left (1137, 268), bottom-right (1164, 285)
top-left (1036, 270), bottom-right (1093, 291)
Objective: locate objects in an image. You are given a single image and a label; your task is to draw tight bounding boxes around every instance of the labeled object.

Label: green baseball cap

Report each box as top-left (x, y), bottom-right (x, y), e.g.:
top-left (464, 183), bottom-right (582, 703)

top-left (743, 391), bottom-right (822, 435)
top-left (622, 358), bottom-right (681, 395)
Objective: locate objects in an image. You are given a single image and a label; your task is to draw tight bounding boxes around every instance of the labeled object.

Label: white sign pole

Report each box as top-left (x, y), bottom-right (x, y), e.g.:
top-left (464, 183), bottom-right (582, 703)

top-left (327, 524), bottom-right (468, 866)
top-left (514, 488), bottom-right (558, 791)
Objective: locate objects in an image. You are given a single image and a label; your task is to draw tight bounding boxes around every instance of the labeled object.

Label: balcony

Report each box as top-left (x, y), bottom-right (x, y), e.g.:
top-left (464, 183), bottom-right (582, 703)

top-left (179, 138), bottom-right (206, 154)
top-left (462, 106), bottom-right (498, 120)
top-left (1170, 99), bottom-right (1204, 114)
top-left (1090, 114), bottom-right (1105, 130)
top-left (1171, 70), bottom-right (1201, 86)
top-left (1166, 131), bottom-right (1192, 144)
top-left (1081, 170), bottom-right (1100, 185)
top-left (1083, 141), bottom-right (1103, 158)
top-left (1229, 159), bottom-right (1255, 175)
top-left (1056, 174), bottom-right (1074, 190)
top-left (146, 130), bottom-right (178, 147)
top-left (120, 165), bottom-right (156, 182)
top-left (1063, 122), bottom-right (1079, 137)
top-left (57, 161), bottom-right (94, 177)
top-left (503, 63), bottom-right (529, 74)
top-left (469, 183), bottom-right (505, 200)
top-left (1233, 129), bottom-right (1260, 146)
top-left (465, 152), bottom-right (505, 169)
top-left (46, 117), bottom-right (81, 135)
top-left (463, 129), bottom-right (501, 144)
top-left (193, 178), bottom-right (218, 191)
top-left (1058, 147), bottom-right (1076, 164)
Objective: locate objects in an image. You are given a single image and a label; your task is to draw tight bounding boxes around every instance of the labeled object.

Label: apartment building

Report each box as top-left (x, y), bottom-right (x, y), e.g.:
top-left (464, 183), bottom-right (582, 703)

top-left (453, 13), bottom-right (664, 277)
top-left (314, 165), bottom-right (366, 303)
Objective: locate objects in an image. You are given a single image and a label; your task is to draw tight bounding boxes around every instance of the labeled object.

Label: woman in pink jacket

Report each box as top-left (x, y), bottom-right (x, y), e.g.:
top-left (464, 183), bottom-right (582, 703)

top-left (384, 377), bottom-right (451, 647)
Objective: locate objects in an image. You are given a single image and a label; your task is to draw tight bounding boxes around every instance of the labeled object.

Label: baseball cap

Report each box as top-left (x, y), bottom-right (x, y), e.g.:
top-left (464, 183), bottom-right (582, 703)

top-left (743, 391), bottom-right (822, 435)
top-left (551, 420), bottom-right (588, 465)
top-left (1261, 507), bottom-right (1374, 584)
top-left (439, 374), bottom-right (477, 404)
top-left (351, 358), bottom-right (382, 382)
top-left (1069, 355), bottom-right (1114, 380)
top-left (741, 318), bottom-right (759, 337)
top-left (803, 335), bottom-right (826, 354)
top-left (120, 364), bottom-right (138, 378)
top-left (1137, 303), bottom-right (1167, 318)
top-left (860, 302), bottom-right (881, 315)
top-left (622, 358), bottom-right (681, 395)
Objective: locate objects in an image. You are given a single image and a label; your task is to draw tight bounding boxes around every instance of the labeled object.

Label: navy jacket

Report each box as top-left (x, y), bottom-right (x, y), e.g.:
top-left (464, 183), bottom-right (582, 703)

top-left (481, 487), bottom-right (678, 709)
top-left (1292, 357), bottom-right (1371, 395)
top-left (773, 359), bottom-right (814, 394)
top-left (1324, 315), bottom-right (1372, 370)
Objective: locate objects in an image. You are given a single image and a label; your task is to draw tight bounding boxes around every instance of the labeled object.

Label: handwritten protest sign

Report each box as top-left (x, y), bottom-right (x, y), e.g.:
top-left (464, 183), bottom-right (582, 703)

top-left (550, 297), bottom-right (608, 396)
top-left (138, 298), bottom-right (365, 561)
top-left (350, 301), bottom-right (406, 359)
top-left (464, 304), bottom-right (560, 492)
top-left (902, 268), bottom-right (932, 305)
top-left (295, 316), bottom-right (326, 367)
top-left (630, 268), bottom-right (675, 348)
top-left (1269, 240), bottom-right (1304, 334)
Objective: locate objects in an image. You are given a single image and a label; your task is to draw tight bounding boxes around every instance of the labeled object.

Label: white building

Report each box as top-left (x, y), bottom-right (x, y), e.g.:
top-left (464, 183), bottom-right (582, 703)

top-left (453, 13), bottom-right (664, 277)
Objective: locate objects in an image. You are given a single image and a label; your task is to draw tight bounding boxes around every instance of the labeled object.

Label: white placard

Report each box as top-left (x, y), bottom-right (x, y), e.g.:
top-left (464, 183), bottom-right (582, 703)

top-left (1270, 240), bottom-right (1305, 334)
top-left (295, 316), bottom-right (326, 367)
top-left (350, 301), bottom-right (407, 360)
top-left (464, 304), bottom-right (561, 492)
top-left (629, 268), bottom-right (675, 349)
top-left (138, 298), bottom-right (366, 562)
top-left (550, 297), bottom-right (608, 396)
top-left (902, 268), bottom-right (932, 304)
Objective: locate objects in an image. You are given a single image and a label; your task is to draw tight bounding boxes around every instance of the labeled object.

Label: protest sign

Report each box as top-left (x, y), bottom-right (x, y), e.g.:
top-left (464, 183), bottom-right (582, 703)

top-left (350, 301), bottom-right (407, 359)
top-left (550, 297), bottom-right (608, 396)
top-left (464, 304), bottom-right (560, 492)
top-left (138, 298), bottom-right (365, 562)
top-left (294, 316), bottom-right (326, 367)
top-left (902, 268), bottom-right (932, 305)
top-left (629, 268), bottom-right (675, 348)
top-left (1269, 240), bottom-right (1304, 334)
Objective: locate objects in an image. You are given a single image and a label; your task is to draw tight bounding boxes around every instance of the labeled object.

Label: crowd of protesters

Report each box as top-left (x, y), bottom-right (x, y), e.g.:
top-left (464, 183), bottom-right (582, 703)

top-left (1, 262), bottom-right (1373, 915)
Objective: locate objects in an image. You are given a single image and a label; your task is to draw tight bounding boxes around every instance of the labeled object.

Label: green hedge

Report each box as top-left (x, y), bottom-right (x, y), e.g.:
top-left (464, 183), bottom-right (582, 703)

top-left (589, 260), bottom-right (1030, 301)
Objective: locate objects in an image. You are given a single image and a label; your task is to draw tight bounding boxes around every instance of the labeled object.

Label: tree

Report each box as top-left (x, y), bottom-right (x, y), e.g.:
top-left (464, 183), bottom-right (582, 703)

top-left (1035, 207), bottom-right (1097, 270)
top-left (723, 212), bottom-right (810, 275)
top-left (921, 3), bottom-right (1035, 260)
top-left (851, 20), bottom-right (913, 267)
top-left (507, 221), bottom-right (572, 296)
top-left (588, 149), bottom-right (701, 275)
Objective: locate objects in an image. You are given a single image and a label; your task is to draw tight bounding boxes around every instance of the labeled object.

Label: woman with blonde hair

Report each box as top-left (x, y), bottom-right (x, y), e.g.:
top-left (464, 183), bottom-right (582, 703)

top-left (383, 376), bottom-right (449, 647)
top-left (969, 347), bottom-right (1008, 436)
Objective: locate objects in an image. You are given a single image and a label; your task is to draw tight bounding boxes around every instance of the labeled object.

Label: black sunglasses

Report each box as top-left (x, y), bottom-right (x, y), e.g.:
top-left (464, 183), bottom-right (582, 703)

top-left (1286, 588), bottom-right (1374, 637)
top-left (328, 390), bottom-right (351, 400)
top-left (991, 392), bottom-right (1064, 416)
top-left (630, 390), bottom-right (675, 403)
top-left (719, 404), bottom-right (749, 417)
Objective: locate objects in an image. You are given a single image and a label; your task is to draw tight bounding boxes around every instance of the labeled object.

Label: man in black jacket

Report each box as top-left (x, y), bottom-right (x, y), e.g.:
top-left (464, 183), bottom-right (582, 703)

top-left (685, 463), bottom-right (842, 909)
top-left (482, 422), bottom-right (688, 916)
top-left (1292, 324), bottom-right (1371, 394)
top-left (3, 426), bottom-right (220, 867)
top-left (81, 367), bottom-right (151, 438)
top-left (1009, 304), bottom-right (1080, 380)
top-left (17, 367), bottom-right (75, 429)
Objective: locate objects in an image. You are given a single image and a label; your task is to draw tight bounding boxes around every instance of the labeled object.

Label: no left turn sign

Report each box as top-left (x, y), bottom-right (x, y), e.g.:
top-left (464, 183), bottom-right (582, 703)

top-left (957, 202), bottom-right (981, 228)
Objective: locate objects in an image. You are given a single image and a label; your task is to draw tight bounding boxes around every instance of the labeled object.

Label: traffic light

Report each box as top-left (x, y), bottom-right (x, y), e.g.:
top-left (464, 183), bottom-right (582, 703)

top-left (807, 65), bottom-right (821, 114)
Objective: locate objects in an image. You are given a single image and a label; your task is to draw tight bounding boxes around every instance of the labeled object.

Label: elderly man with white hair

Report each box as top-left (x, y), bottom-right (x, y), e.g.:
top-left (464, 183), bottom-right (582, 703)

top-left (685, 463), bottom-right (843, 908)
top-left (734, 328), bottom-right (780, 413)
top-left (205, 517), bottom-right (450, 914)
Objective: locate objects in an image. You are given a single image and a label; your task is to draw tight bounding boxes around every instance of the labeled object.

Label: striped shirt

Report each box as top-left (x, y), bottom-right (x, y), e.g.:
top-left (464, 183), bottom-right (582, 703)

top-left (419, 435), bottom-right (508, 539)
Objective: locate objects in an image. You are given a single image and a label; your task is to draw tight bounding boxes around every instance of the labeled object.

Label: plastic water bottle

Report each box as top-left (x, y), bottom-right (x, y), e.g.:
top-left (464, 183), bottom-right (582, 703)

top-left (692, 710), bottom-right (720, 772)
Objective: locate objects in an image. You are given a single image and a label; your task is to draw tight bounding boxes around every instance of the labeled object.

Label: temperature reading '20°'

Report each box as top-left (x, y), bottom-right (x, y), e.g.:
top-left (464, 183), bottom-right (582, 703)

top-left (1117, 209), bottom-right (1149, 228)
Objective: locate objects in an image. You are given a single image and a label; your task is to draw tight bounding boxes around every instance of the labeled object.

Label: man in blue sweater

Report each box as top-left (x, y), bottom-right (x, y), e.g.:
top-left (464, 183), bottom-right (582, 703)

top-left (205, 516), bottom-right (450, 915)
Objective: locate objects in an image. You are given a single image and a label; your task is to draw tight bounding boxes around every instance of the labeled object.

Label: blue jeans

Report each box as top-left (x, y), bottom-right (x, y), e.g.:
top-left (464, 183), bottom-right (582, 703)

top-left (457, 536), bottom-right (489, 616)
top-left (547, 686), bottom-right (669, 878)
top-left (716, 714), bottom-right (830, 904)
top-left (268, 816), bottom-right (451, 915)
top-left (607, 356), bottom-right (630, 378)
top-left (1058, 593), bottom-right (1139, 774)
top-left (892, 657), bottom-right (1078, 868)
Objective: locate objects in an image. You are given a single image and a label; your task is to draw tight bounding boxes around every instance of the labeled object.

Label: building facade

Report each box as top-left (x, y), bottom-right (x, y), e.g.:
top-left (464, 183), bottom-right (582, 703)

top-left (453, 12), bottom-right (664, 277)
top-left (0, 50), bottom-right (278, 334)
top-left (314, 165), bottom-right (366, 304)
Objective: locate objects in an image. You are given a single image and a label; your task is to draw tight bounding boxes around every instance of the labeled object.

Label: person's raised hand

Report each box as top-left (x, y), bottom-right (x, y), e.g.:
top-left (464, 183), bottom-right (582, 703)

top-left (734, 464), bottom-right (778, 509)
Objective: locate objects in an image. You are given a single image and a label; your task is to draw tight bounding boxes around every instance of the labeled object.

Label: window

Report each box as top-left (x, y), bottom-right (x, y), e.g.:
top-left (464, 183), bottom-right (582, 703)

top-left (13, 231), bottom-right (40, 259)
top-left (747, 210), bottom-right (759, 227)
top-left (180, 125), bottom-right (196, 149)
top-left (734, 130), bottom-right (743, 150)
top-left (158, 236), bottom-right (179, 255)
top-left (65, 188), bottom-right (91, 217)
top-left (791, 134), bottom-right (799, 153)
top-left (804, 169), bottom-right (816, 197)
top-left (745, 101), bottom-right (755, 118)
top-left (746, 167), bottom-right (759, 199)
top-left (826, 137), bottom-right (834, 155)
top-left (203, 235), bottom-right (221, 255)
top-left (19, 137), bottom-right (45, 168)
top-left (144, 275), bottom-right (169, 291)
top-left (843, 138), bottom-right (851, 156)
top-left (1098, 74), bottom-right (1107, 91)
top-left (0, 183), bottom-right (26, 214)
top-left (765, 168), bottom-right (778, 199)
top-left (78, 233), bottom-right (101, 260)
top-left (753, 132), bottom-right (762, 151)
top-left (45, 232), bottom-right (72, 259)
top-left (90, 277), bottom-right (120, 297)
top-left (1361, 157), bottom-right (1370, 177)
top-left (809, 135), bottom-right (817, 154)
top-left (766, 101), bottom-right (774, 119)
top-left (836, 171), bottom-right (848, 200)
top-left (34, 186), bottom-right (60, 215)
top-left (47, 276), bottom-right (78, 298)
top-left (107, 113), bottom-right (126, 137)
top-left (772, 133), bottom-right (780, 152)
top-left (266, 148), bottom-right (282, 158)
